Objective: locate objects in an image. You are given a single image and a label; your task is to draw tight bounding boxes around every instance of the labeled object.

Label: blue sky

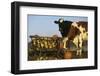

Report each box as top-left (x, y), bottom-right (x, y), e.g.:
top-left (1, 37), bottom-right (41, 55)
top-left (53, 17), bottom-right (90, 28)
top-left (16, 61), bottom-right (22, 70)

top-left (28, 15), bottom-right (88, 41)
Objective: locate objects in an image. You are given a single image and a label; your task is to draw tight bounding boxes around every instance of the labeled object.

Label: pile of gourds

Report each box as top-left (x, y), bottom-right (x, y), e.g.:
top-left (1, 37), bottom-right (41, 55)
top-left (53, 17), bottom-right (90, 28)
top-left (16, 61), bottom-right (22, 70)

top-left (31, 36), bottom-right (62, 51)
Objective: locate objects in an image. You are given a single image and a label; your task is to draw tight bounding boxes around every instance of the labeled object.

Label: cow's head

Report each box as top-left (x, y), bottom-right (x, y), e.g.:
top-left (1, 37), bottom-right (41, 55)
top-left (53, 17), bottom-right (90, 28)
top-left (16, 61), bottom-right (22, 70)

top-left (54, 18), bottom-right (64, 24)
top-left (54, 18), bottom-right (64, 35)
top-left (54, 18), bottom-right (73, 37)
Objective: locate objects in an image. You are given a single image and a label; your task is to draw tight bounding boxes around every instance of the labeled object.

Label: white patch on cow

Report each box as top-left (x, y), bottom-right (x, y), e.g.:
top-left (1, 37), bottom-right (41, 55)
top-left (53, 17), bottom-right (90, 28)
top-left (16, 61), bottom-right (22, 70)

top-left (83, 32), bottom-right (88, 40)
top-left (71, 22), bottom-right (78, 28)
top-left (73, 35), bottom-right (79, 48)
top-left (78, 25), bottom-right (88, 41)
top-left (79, 25), bottom-right (84, 33)
top-left (59, 18), bottom-right (64, 23)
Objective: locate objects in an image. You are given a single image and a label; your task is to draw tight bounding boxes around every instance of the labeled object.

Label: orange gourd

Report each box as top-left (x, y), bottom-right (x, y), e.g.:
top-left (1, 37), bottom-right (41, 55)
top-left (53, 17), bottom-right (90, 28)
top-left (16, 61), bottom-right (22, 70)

top-left (64, 50), bottom-right (72, 59)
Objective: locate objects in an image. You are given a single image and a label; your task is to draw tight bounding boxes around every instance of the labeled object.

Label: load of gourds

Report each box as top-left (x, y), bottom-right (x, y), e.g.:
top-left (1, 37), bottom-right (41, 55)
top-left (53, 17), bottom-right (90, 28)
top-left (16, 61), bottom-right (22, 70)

top-left (30, 35), bottom-right (62, 51)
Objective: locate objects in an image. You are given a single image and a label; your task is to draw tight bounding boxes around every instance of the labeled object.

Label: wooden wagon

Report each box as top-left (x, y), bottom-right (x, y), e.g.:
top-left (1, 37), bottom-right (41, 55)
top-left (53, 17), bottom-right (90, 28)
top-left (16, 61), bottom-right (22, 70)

top-left (28, 35), bottom-right (64, 60)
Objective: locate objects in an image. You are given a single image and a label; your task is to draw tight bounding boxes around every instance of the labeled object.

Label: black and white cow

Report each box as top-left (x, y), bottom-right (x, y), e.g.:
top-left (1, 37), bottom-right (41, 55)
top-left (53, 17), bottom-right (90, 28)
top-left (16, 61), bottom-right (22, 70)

top-left (54, 18), bottom-right (88, 56)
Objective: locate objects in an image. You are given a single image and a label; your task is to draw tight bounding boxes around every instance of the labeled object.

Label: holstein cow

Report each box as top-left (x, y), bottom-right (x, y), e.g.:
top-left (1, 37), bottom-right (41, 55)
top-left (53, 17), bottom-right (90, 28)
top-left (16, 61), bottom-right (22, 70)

top-left (54, 18), bottom-right (88, 56)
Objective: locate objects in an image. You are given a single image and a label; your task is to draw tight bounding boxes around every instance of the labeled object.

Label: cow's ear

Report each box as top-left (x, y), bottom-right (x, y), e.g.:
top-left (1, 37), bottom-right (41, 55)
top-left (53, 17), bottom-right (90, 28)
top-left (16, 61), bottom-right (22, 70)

top-left (54, 21), bottom-right (59, 24)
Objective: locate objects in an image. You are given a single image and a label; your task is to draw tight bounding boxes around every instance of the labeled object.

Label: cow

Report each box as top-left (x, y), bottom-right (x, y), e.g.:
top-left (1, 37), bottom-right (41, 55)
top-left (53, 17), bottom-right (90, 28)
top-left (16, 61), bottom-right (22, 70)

top-left (54, 18), bottom-right (88, 56)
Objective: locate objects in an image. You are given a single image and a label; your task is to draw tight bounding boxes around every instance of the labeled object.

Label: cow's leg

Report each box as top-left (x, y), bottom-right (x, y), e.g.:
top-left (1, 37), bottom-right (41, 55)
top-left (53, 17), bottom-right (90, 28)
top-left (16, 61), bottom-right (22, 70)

top-left (63, 37), bottom-right (68, 49)
top-left (73, 36), bottom-right (79, 55)
top-left (78, 34), bottom-right (83, 56)
top-left (73, 35), bottom-right (82, 56)
top-left (76, 46), bottom-right (80, 56)
top-left (73, 36), bottom-right (79, 56)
